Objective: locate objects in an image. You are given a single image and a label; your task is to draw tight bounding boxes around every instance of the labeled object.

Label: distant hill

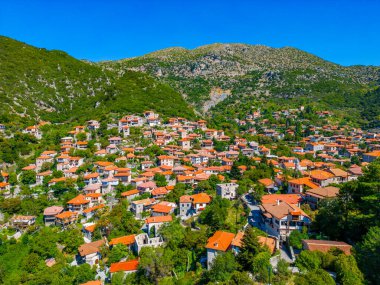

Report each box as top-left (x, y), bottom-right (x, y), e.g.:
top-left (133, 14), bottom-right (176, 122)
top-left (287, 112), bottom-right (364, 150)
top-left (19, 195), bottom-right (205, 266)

top-left (0, 36), bottom-right (194, 123)
top-left (102, 43), bottom-right (380, 126)
top-left (1, 37), bottom-right (380, 127)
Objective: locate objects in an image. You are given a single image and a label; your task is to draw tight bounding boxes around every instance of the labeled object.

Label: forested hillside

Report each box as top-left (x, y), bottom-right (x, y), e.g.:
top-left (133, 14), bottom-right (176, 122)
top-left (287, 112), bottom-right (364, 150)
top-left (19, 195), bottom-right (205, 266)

top-left (0, 36), bottom-right (194, 124)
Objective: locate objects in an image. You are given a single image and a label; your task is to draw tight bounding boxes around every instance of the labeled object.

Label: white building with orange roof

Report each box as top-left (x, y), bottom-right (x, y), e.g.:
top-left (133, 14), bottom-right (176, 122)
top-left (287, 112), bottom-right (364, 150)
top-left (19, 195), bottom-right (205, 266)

top-left (259, 201), bottom-right (311, 241)
top-left (287, 177), bottom-right (319, 194)
top-left (67, 194), bottom-right (90, 213)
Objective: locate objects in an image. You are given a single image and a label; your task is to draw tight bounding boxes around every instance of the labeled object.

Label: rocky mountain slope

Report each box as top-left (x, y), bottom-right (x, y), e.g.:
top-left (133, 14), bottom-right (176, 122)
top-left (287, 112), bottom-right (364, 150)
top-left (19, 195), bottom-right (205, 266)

top-left (1, 36), bottom-right (380, 126)
top-left (0, 36), bottom-right (194, 123)
top-left (102, 44), bottom-right (380, 124)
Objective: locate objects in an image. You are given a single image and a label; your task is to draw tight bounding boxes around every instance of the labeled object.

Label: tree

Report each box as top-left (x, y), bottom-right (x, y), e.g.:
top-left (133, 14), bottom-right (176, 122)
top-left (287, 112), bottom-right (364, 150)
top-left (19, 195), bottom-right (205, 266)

top-left (20, 170), bottom-right (36, 185)
top-left (295, 251), bottom-right (322, 272)
top-left (252, 251), bottom-right (272, 282)
top-left (230, 271), bottom-right (255, 285)
top-left (205, 252), bottom-right (237, 282)
top-left (356, 226), bottom-right (380, 284)
top-left (237, 227), bottom-right (267, 271)
top-left (294, 269), bottom-right (335, 285)
top-left (111, 272), bottom-right (125, 285)
top-left (154, 173), bottom-right (167, 187)
top-left (159, 219), bottom-right (185, 250)
top-left (138, 247), bottom-right (174, 284)
top-left (334, 254), bottom-right (364, 285)
top-left (108, 244), bottom-right (132, 264)
top-left (230, 162), bottom-right (242, 180)
top-left (198, 197), bottom-right (230, 231)
top-left (165, 183), bottom-right (186, 203)
top-left (58, 228), bottom-right (84, 254)
top-left (289, 227), bottom-right (309, 249)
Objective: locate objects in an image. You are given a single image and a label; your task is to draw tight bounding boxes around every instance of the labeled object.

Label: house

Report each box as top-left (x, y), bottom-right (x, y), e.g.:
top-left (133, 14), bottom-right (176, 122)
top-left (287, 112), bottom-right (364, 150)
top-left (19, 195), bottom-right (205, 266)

top-left (261, 194), bottom-right (302, 206)
top-left (259, 201), bottom-right (311, 241)
top-left (206, 231), bottom-right (235, 269)
top-left (179, 138), bottom-right (191, 150)
top-left (287, 177), bottom-right (319, 194)
top-left (55, 211), bottom-right (78, 227)
top-left (121, 189), bottom-right (140, 201)
top-left (179, 193), bottom-right (212, 218)
top-left (78, 240), bottom-right (105, 266)
top-left (363, 151), bottom-right (380, 163)
top-left (109, 234), bottom-right (136, 250)
top-left (157, 155), bottom-right (175, 167)
top-left (309, 170), bottom-right (336, 187)
top-left (258, 178), bottom-right (275, 192)
top-left (11, 215), bottom-right (36, 229)
top-left (145, 215), bottom-right (173, 236)
top-left (43, 206), bottom-right (64, 226)
top-left (0, 182), bottom-right (11, 197)
top-left (179, 195), bottom-right (193, 218)
top-left (151, 187), bottom-right (171, 199)
top-left (151, 201), bottom-right (176, 216)
top-left (67, 194), bottom-right (90, 213)
top-left (305, 142), bottom-right (324, 152)
top-left (137, 181), bottom-right (157, 193)
top-left (230, 231), bottom-right (277, 255)
top-left (131, 198), bottom-right (157, 219)
top-left (134, 233), bottom-right (164, 254)
top-left (327, 168), bottom-right (349, 183)
top-left (216, 183), bottom-right (238, 200)
top-left (82, 204), bottom-right (105, 220)
top-left (304, 186), bottom-right (339, 209)
top-left (83, 223), bottom-right (96, 241)
top-left (302, 239), bottom-right (352, 255)
top-left (84, 173), bottom-right (100, 185)
top-left (108, 136), bottom-right (122, 145)
top-left (109, 259), bottom-right (139, 277)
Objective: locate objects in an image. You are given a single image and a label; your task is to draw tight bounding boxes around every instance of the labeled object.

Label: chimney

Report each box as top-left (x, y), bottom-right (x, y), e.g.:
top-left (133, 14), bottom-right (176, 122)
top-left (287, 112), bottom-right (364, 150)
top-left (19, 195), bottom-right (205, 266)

top-left (276, 199), bottom-right (281, 205)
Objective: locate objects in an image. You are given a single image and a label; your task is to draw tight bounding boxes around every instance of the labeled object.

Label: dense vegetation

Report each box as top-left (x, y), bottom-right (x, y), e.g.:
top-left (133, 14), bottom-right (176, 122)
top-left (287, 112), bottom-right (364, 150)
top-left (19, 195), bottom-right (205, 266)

top-left (0, 36), bottom-right (194, 124)
top-left (103, 43), bottom-right (380, 127)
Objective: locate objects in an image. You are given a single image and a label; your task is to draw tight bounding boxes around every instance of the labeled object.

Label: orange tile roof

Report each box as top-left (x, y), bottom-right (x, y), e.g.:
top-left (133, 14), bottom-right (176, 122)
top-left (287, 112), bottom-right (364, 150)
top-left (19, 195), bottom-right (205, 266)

top-left (109, 234), bottom-right (136, 246)
top-left (258, 178), bottom-right (274, 187)
top-left (83, 204), bottom-right (105, 214)
top-left (191, 193), bottom-right (211, 204)
top-left (310, 170), bottom-right (335, 180)
top-left (110, 259), bottom-right (139, 273)
top-left (151, 204), bottom-right (172, 214)
top-left (261, 194), bottom-right (302, 205)
top-left (145, 215), bottom-right (173, 224)
top-left (288, 177), bottom-right (319, 189)
top-left (85, 224), bottom-right (96, 233)
top-left (121, 189), bottom-right (139, 197)
top-left (55, 211), bottom-right (77, 219)
top-left (206, 231), bottom-right (235, 251)
top-left (67, 194), bottom-right (89, 205)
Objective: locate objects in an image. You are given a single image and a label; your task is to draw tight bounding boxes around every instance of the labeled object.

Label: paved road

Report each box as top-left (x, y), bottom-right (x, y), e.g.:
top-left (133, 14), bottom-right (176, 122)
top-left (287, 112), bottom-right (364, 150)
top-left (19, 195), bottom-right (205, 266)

top-left (242, 193), bottom-right (298, 271)
top-left (241, 194), bottom-right (263, 229)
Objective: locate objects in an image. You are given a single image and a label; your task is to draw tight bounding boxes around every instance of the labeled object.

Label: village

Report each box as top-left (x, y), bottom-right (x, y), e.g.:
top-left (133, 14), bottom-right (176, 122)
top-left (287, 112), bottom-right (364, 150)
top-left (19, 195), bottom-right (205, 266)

top-left (0, 106), bottom-right (377, 284)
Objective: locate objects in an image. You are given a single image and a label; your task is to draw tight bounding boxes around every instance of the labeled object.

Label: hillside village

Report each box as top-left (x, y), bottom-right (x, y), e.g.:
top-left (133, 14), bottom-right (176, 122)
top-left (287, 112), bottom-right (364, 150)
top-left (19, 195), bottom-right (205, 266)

top-left (0, 106), bottom-right (379, 285)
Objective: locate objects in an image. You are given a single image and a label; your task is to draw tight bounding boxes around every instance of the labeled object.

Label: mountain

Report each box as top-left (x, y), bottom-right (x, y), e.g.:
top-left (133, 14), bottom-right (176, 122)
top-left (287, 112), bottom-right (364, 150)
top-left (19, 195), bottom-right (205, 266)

top-left (102, 43), bottom-right (380, 126)
top-left (1, 37), bottom-right (380, 127)
top-left (0, 36), bottom-right (194, 123)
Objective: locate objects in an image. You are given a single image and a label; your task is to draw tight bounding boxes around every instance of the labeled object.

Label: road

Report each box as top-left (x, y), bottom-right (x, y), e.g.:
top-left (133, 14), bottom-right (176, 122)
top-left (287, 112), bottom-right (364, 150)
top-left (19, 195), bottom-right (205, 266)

top-left (241, 193), bottom-right (297, 271)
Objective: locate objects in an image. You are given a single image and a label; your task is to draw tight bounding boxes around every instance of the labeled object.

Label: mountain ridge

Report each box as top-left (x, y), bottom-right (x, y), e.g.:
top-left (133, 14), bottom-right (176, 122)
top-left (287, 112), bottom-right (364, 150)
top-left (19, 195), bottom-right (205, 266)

top-left (1, 35), bottom-right (380, 127)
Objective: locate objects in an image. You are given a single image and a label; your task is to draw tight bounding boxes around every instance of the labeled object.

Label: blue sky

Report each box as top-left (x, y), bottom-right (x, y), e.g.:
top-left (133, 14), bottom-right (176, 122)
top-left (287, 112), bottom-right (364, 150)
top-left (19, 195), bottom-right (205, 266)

top-left (0, 0), bottom-right (379, 65)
